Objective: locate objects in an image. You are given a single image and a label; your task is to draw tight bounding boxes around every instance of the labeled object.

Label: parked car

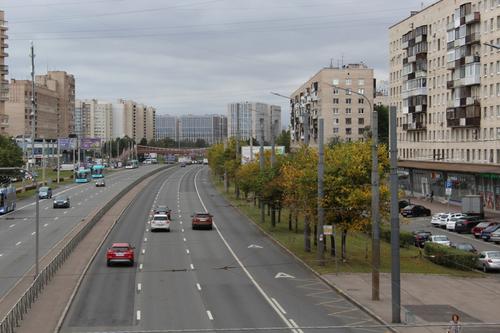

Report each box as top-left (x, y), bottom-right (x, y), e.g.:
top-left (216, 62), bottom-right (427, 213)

top-left (401, 205), bottom-right (431, 218)
top-left (428, 235), bottom-right (451, 246)
top-left (439, 213), bottom-right (467, 229)
top-left (38, 186), bottom-right (52, 199)
top-left (153, 205), bottom-right (171, 219)
top-left (95, 179), bottom-right (106, 187)
top-left (150, 213), bottom-right (171, 232)
top-left (480, 224), bottom-right (500, 242)
top-left (431, 213), bottom-right (449, 227)
top-left (412, 230), bottom-right (432, 248)
top-left (446, 216), bottom-right (470, 231)
top-left (106, 242), bottom-right (134, 266)
top-left (192, 212), bottom-right (213, 230)
top-left (472, 222), bottom-right (498, 238)
top-left (399, 200), bottom-right (410, 211)
top-left (489, 229), bottom-right (500, 244)
top-left (180, 162), bottom-right (186, 167)
top-left (450, 242), bottom-right (477, 253)
top-left (53, 195), bottom-right (70, 208)
top-left (477, 251), bottom-right (500, 272)
top-left (454, 216), bottom-right (483, 234)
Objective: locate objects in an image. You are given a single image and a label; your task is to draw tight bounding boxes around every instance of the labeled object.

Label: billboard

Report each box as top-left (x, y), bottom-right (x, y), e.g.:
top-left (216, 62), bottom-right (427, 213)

top-left (80, 138), bottom-right (101, 149)
top-left (241, 146), bottom-right (285, 164)
top-left (57, 138), bottom-right (77, 150)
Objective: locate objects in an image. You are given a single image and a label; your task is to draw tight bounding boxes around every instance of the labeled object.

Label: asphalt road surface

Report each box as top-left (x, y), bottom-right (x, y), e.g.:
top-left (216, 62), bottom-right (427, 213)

top-left (62, 166), bottom-right (386, 333)
top-left (0, 165), bottom-right (162, 298)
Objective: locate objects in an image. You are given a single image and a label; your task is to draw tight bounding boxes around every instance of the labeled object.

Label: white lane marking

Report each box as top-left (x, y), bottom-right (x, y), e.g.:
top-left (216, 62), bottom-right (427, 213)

top-left (137, 283), bottom-right (142, 292)
top-left (64, 211), bottom-right (68, 214)
top-left (54, 217), bottom-right (59, 220)
top-left (23, 218), bottom-right (27, 221)
top-left (139, 263), bottom-right (143, 271)
top-left (136, 310), bottom-right (141, 321)
top-left (180, 221), bottom-right (183, 225)
top-left (193, 168), bottom-right (296, 331)
top-left (43, 223), bottom-right (49, 227)
top-left (179, 215), bottom-right (182, 218)
top-left (141, 249), bottom-right (145, 255)
top-left (44, 207), bottom-right (48, 210)
top-left (181, 228), bottom-right (184, 232)
top-left (144, 237), bottom-right (147, 242)
top-left (78, 203), bottom-right (81, 206)
top-left (9, 224), bottom-right (14, 228)
top-left (196, 283), bottom-right (201, 291)
top-left (186, 249), bottom-right (190, 254)
top-left (183, 237), bottom-right (186, 242)
top-left (0, 253), bottom-right (3, 257)
top-left (146, 228), bottom-right (149, 232)
top-left (31, 232), bottom-right (36, 236)
top-left (206, 310), bottom-right (214, 321)
top-left (289, 319), bottom-right (303, 333)
top-left (190, 263), bottom-right (194, 270)
top-left (15, 241), bottom-right (21, 246)
top-left (271, 298), bottom-right (287, 315)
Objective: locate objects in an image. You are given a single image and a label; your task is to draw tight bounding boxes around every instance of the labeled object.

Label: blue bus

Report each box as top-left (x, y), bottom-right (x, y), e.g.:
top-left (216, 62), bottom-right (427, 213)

top-left (75, 168), bottom-right (91, 183)
top-left (0, 185), bottom-right (16, 214)
top-left (91, 165), bottom-right (105, 179)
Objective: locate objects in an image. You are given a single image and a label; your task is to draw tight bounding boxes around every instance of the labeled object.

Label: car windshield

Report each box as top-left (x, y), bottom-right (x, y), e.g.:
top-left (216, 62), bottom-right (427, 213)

top-left (434, 236), bottom-right (448, 241)
top-left (112, 247), bottom-right (129, 252)
top-left (476, 222), bottom-right (491, 228)
top-left (55, 196), bottom-right (66, 201)
top-left (196, 214), bottom-right (210, 218)
top-left (488, 252), bottom-right (500, 259)
top-left (39, 187), bottom-right (49, 192)
top-left (457, 244), bottom-right (473, 250)
top-left (156, 206), bottom-right (168, 211)
top-left (154, 216), bottom-right (168, 221)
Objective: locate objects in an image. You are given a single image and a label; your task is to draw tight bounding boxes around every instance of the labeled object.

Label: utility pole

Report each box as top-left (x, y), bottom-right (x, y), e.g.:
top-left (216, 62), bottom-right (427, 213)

top-left (317, 118), bottom-right (325, 266)
top-left (56, 139), bottom-right (60, 184)
top-left (270, 107), bottom-right (276, 167)
top-left (371, 97), bottom-right (380, 301)
top-left (235, 104), bottom-right (240, 199)
top-left (223, 138), bottom-right (228, 192)
top-left (42, 139), bottom-right (45, 184)
top-left (389, 106), bottom-right (401, 323)
top-left (30, 41), bottom-right (40, 278)
top-left (259, 118), bottom-right (265, 224)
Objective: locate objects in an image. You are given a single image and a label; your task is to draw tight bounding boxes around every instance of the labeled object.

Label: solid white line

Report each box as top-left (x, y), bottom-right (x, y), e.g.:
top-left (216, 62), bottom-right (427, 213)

top-left (15, 241), bottom-right (21, 246)
top-left (186, 249), bottom-right (190, 254)
top-left (206, 310), bottom-right (214, 320)
top-left (136, 310), bottom-right (141, 321)
top-left (139, 263), bottom-right (143, 271)
top-left (193, 168), bottom-right (296, 331)
top-left (196, 283), bottom-right (201, 291)
top-left (289, 319), bottom-right (303, 333)
top-left (9, 224), bottom-right (14, 228)
top-left (190, 263), bottom-right (194, 270)
top-left (141, 249), bottom-right (145, 255)
top-left (137, 283), bottom-right (142, 292)
top-left (271, 298), bottom-right (287, 315)
top-left (54, 217), bottom-right (59, 220)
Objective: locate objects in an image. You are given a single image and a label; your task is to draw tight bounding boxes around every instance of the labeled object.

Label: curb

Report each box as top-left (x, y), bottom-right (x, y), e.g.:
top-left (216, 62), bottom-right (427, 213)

top-left (212, 177), bottom-right (399, 333)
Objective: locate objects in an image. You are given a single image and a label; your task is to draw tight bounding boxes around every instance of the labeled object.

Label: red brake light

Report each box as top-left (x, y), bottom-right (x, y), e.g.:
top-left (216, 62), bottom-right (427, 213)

top-left (487, 259), bottom-right (493, 263)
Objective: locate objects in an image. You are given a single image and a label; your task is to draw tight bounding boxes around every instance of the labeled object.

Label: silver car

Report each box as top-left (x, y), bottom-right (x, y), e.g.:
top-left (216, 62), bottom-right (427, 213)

top-left (477, 251), bottom-right (500, 272)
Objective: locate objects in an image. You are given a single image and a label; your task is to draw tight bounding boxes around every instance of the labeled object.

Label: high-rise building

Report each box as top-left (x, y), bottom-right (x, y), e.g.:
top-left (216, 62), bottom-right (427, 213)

top-left (290, 64), bottom-right (374, 147)
top-left (35, 71), bottom-right (75, 137)
top-left (156, 114), bottom-right (178, 141)
top-left (0, 11), bottom-right (8, 135)
top-left (179, 114), bottom-right (227, 145)
top-left (75, 100), bottom-right (91, 138)
top-left (112, 99), bottom-right (156, 142)
top-left (227, 102), bottom-right (281, 143)
top-left (389, 0), bottom-right (500, 209)
top-left (6, 79), bottom-right (59, 139)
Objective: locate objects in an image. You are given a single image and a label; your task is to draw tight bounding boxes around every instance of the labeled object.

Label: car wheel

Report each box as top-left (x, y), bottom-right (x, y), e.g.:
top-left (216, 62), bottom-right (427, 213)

top-left (483, 264), bottom-right (489, 273)
top-left (192, 225), bottom-right (196, 230)
top-left (107, 260), bottom-right (111, 267)
top-left (209, 225), bottom-right (213, 230)
top-left (129, 259), bottom-right (134, 266)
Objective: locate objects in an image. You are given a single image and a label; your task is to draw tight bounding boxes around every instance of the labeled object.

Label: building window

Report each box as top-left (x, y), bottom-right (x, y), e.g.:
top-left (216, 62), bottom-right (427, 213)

top-left (333, 98), bottom-right (339, 104)
top-left (358, 118), bottom-right (364, 125)
top-left (346, 118), bottom-right (352, 125)
top-left (358, 88), bottom-right (365, 95)
top-left (346, 128), bottom-right (352, 135)
top-left (346, 108), bottom-right (352, 114)
top-left (346, 89), bottom-right (352, 95)
top-left (332, 79), bottom-right (339, 85)
top-left (358, 108), bottom-right (364, 114)
top-left (334, 118), bottom-right (339, 125)
top-left (345, 78), bottom-right (352, 85)
top-left (333, 128), bottom-right (339, 133)
top-left (358, 128), bottom-right (365, 135)
top-left (346, 98), bottom-right (352, 104)
top-left (333, 108), bottom-right (339, 114)
top-left (333, 88), bottom-right (339, 95)
top-left (358, 79), bottom-right (365, 86)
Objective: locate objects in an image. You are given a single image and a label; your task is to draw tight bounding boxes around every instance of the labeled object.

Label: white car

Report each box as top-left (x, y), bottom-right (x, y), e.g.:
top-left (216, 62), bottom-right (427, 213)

top-left (477, 251), bottom-right (500, 272)
top-left (489, 229), bottom-right (500, 244)
top-left (439, 213), bottom-right (466, 228)
top-left (431, 213), bottom-right (449, 227)
top-left (428, 235), bottom-right (451, 246)
top-left (446, 217), bottom-right (464, 231)
top-left (150, 213), bottom-right (171, 232)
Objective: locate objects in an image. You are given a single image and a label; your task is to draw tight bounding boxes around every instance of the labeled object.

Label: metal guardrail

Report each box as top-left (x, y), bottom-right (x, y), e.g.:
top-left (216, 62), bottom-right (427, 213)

top-left (0, 165), bottom-right (170, 333)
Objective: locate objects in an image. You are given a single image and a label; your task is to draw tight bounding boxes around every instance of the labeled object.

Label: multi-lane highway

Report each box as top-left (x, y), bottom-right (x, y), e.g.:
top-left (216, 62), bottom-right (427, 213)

top-left (62, 165), bottom-right (385, 333)
top-left (0, 165), bottom-right (162, 298)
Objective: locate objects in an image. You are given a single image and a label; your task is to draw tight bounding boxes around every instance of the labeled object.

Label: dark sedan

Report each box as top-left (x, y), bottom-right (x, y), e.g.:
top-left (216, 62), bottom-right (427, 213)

top-left (401, 205), bottom-right (431, 218)
top-left (53, 195), bottom-right (70, 208)
top-left (480, 224), bottom-right (500, 242)
top-left (454, 216), bottom-right (483, 234)
top-left (412, 230), bottom-right (432, 248)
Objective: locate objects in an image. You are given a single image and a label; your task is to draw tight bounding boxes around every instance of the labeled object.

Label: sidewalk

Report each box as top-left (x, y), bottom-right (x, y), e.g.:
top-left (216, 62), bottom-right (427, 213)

top-left (323, 272), bottom-right (500, 333)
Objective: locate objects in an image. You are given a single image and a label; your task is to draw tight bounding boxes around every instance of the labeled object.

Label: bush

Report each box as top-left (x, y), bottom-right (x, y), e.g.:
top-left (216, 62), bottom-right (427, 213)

top-left (424, 243), bottom-right (478, 271)
top-left (380, 226), bottom-right (414, 248)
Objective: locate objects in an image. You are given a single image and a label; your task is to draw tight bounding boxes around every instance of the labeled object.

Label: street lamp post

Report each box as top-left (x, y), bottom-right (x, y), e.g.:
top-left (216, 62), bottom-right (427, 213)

top-left (484, 42), bottom-right (500, 50)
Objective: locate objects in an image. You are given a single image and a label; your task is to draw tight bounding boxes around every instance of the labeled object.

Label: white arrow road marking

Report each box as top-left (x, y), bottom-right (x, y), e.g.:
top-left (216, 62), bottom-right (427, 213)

top-left (31, 232), bottom-right (36, 236)
top-left (248, 244), bottom-right (263, 249)
top-left (43, 223), bottom-right (49, 227)
top-left (54, 217), bottom-right (59, 220)
top-left (275, 272), bottom-right (295, 279)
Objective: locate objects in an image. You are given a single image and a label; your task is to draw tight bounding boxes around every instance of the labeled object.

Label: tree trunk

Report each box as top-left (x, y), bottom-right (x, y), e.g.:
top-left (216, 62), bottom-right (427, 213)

top-left (267, 204), bottom-right (271, 216)
top-left (271, 203), bottom-right (276, 228)
top-left (294, 213), bottom-right (299, 233)
top-left (341, 229), bottom-right (347, 261)
top-left (313, 224), bottom-right (317, 247)
top-left (278, 204), bottom-right (281, 224)
top-left (235, 184), bottom-right (240, 199)
top-left (330, 234), bottom-right (336, 257)
top-left (288, 211), bottom-right (292, 231)
top-left (304, 215), bottom-right (311, 252)
top-left (253, 195), bottom-right (257, 207)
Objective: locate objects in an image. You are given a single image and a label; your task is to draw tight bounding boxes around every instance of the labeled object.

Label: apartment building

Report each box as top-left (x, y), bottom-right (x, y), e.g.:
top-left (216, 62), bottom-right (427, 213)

top-left (112, 99), bottom-right (155, 142)
top-left (179, 114), bottom-right (227, 145)
top-left (6, 79), bottom-right (59, 139)
top-left (0, 11), bottom-right (8, 135)
top-left (290, 64), bottom-right (375, 148)
top-left (35, 71), bottom-right (75, 137)
top-left (156, 114), bottom-right (178, 141)
top-left (75, 100), bottom-right (91, 138)
top-left (227, 102), bottom-right (281, 143)
top-left (389, 0), bottom-right (500, 209)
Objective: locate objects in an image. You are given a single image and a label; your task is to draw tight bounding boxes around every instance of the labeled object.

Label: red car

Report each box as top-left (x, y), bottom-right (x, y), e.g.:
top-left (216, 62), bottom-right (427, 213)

top-left (472, 222), bottom-right (498, 238)
top-left (106, 242), bottom-right (135, 266)
top-left (192, 212), bottom-right (213, 230)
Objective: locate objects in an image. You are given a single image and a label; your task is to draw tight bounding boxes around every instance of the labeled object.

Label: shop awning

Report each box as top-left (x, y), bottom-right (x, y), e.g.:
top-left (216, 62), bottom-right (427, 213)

top-left (398, 160), bottom-right (500, 175)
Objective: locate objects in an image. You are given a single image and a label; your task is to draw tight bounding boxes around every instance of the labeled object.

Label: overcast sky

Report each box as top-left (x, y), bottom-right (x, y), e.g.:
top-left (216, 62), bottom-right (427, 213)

top-left (1, 0), bottom-right (433, 127)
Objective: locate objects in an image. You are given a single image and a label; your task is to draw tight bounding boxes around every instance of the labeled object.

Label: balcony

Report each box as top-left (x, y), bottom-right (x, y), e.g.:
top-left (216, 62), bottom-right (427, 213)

top-left (465, 11), bottom-right (480, 24)
top-left (401, 87), bottom-right (427, 99)
top-left (465, 55), bottom-right (480, 64)
top-left (447, 80), bottom-right (454, 89)
top-left (0, 64), bottom-right (7, 75)
top-left (0, 85), bottom-right (8, 101)
top-left (446, 21), bottom-right (455, 31)
top-left (447, 116), bottom-right (480, 128)
top-left (465, 32), bottom-right (480, 44)
top-left (404, 122), bottom-right (426, 131)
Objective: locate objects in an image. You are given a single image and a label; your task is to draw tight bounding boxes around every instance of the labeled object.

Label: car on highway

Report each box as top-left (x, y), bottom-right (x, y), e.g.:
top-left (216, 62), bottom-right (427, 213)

top-left (480, 224), bottom-right (500, 242)
top-left (400, 205), bottom-right (431, 218)
top-left (95, 178), bottom-right (106, 187)
top-left (412, 230), bottom-right (432, 248)
top-left (153, 205), bottom-right (171, 219)
top-left (427, 235), bottom-right (451, 246)
top-left (53, 195), bottom-right (70, 208)
top-left (431, 213), bottom-right (449, 227)
top-left (472, 222), bottom-right (498, 238)
top-left (477, 251), bottom-right (500, 272)
top-left (191, 212), bottom-right (213, 230)
top-left (38, 186), bottom-right (52, 199)
top-left (106, 243), bottom-right (134, 266)
top-left (450, 242), bottom-right (477, 253)
top-left (489, 229), bottom-right (500, 244)
top-left (150, 213), bottom-right (171, 232)
top-left (454, 216), bottom-right (484, 234)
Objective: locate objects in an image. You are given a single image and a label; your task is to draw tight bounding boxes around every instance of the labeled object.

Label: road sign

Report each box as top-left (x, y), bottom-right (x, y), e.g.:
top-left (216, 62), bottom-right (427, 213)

top-left (274, 272), bottom-right (295, 279)
top-left (445, 180), bottom-right (452, 189)
top-left (323, 225), bottom-right (333, 236)
top-left (446, 187), bottom-right (452, 196)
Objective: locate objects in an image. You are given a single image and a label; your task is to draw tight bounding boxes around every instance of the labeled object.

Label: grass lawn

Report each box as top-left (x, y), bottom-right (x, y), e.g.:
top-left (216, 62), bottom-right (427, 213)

top-left (212, 178), bottom-right (479, 277)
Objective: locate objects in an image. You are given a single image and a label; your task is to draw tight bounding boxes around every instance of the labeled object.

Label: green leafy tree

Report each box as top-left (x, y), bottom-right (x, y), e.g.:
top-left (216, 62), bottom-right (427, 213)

top-left (0, 136), bottom-right (23, 168)
top-left (275, 130), bottom-right (291, 153)
top-left (376, 104), bottom-right (389, 146)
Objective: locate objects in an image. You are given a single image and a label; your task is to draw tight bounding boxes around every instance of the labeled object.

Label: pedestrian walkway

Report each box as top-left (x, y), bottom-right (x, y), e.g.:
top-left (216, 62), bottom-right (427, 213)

top-left (323, 272), bottom-right (500, 333)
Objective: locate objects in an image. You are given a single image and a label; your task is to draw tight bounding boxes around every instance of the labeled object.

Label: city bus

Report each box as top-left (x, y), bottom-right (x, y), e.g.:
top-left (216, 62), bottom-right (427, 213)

top-left (91, 164), bottom-right (105, 179)
top-left (75, 168), bottom-right (92, 183)
top-left (125, 160), bottom-right (139, 169)
top-left (0, 185), bottom-right (16, 214)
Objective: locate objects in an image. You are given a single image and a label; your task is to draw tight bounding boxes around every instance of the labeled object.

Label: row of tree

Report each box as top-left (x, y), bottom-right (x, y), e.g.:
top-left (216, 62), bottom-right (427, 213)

top-left (207, 133), bottom-right (390, 260)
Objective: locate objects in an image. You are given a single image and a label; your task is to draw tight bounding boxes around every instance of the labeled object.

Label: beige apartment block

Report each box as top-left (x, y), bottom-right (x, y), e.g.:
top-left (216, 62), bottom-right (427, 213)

top-left (145, 106), bottom-right (156, 142)
top-left (227, 102), bottom-right (281, 143)
top-left (35, 71), bottom-right (75, 137)
top-left (389, 0), bottom-right (500, 209)
top-left (0, 11), bottom-right (8, 134)
top-left (115, 99), bottom-right (155, 142)
top-left (290, 64), bottom-right (374, 148)
top-left (6, 79), bottom-right (59, 139)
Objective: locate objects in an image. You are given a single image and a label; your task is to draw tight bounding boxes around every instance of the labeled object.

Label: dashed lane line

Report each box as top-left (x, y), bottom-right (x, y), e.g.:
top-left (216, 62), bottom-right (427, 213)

top-left (196, 283), bottom-right (201, 291)
top-left (206, 310), bottom-right (214, 321)
top-left (9, 224), bottom-right (14, 228)
top-left (190, 264), bottom-right (194, 270)
top-left (271, 298), bottom-right (287, 315)
top-left (15, 241), bottom-right (21, 246)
